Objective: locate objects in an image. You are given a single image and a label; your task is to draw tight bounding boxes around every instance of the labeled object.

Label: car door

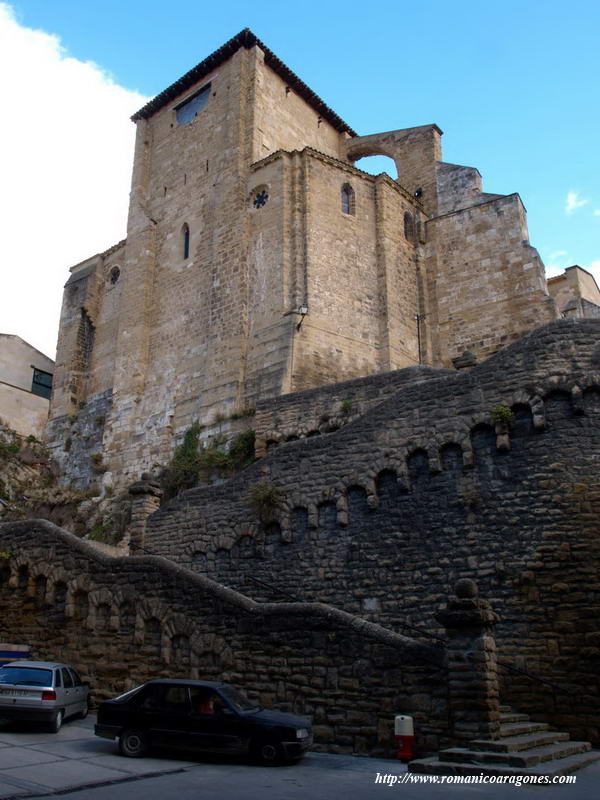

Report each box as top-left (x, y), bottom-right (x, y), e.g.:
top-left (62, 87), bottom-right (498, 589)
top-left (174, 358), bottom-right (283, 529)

top-left (60, 668), bottom-right (77, 718)
top-left (67, 668), bottom-right (87, 715)
top-left (138, 684), bottom-right (191, 749)
top-left (188, 690), bottom-right (246, 753)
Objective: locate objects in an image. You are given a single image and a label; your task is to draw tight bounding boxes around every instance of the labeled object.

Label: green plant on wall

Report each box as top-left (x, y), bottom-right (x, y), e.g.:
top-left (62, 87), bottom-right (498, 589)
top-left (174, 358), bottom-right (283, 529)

top-left (247, 479), bottom-right (282, 521)
top-left (87, 522), bottom-right (115, 544)
top-left (90, 453), bottom-right (108, 473)
top-left (0, 441), bottom-right (20, 457)
top-left (227, 430), bottom-right (256, 469)
top-left (196, 430), bottom-right (256, 479)
top-left (162, 422), bottom-right (204, 499)
top-left (162, 425), bottom-right (257, 499)
top-left (490, 405), bottom-right (515, 428)
top-left (341, 399), bottom-right (353, 415)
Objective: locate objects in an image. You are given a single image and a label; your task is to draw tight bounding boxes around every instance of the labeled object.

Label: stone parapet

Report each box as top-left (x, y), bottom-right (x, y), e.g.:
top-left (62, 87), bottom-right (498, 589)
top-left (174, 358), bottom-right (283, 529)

top-left (437, 579), bottom-right (500, 744)
top-left (0, 519), bottom-right (446, 758)
top-left (126, 474), bottom-right (163, 551)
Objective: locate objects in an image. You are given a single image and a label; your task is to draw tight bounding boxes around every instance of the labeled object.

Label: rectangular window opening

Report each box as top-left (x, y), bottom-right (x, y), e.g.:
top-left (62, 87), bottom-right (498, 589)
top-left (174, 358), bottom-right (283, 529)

top-left (31, 368), bottom-right (53, 399)
top-left (175, 83), bottom-right (211, 125)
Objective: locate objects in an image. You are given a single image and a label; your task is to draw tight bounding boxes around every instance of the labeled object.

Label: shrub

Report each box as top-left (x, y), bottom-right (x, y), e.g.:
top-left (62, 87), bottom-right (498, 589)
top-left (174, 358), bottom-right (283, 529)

top-left (341, 399), bottom-right (353, 415)
top-left (247, 479), bottom-right (282, 521)
top-left (228, 430), bottom-right (256, 470)
top-left (162, 422), bottom-right (203, 499)
top-left (490, 405), bottom-right (515, 428)
top-left (229, 407), bottom-right (256, 420)
top-left (162, 426), bottom-right (257, 499)
top-left (0, 442), bottom-right (20, 457)
top-left (87, 522), bottom-right (115, 544)
top-left (90, 453), bottom-right (108, 473)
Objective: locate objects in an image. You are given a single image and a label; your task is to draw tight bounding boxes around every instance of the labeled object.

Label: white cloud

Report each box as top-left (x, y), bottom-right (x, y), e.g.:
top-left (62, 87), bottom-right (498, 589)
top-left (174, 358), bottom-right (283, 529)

top-left (593, 210), bottom-right (600, 217)
top-left (0, 3), bottom-right (148, 357)
top-left (543, 249), bottom-right (571, 278)
top-left (565, 191), bottom-right (588, 214)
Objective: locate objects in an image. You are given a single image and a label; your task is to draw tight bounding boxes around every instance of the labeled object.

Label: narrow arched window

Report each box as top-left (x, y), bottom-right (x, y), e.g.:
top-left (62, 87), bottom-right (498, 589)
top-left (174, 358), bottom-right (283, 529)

top-left (341, 183), bottom-right (355, 215)
top-left (404, 212), bottom-right (415, 242)
top-left (182, 223), bottom-right (190, 259)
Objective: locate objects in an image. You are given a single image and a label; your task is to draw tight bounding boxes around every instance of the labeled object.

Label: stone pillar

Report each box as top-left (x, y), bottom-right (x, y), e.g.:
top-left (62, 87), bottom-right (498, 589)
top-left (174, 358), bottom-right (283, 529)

top-left (437, 578), bottom-right (500, 744)
top-left (126, 473), bottom-right (163, 552)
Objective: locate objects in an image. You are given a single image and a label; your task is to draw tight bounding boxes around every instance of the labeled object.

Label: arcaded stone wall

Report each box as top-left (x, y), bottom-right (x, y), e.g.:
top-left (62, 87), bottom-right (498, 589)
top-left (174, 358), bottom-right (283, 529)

top-left (144, 320), bottom-right (600, 744)
top-left (0, 520), bottom-right (445, 758)
top-left (254, 365), bottom-right (452, 455)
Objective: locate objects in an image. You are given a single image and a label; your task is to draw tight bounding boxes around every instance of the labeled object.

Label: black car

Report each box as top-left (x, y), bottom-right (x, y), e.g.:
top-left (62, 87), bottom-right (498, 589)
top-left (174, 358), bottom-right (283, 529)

top-left (94, 679), bottom-right (312, 764)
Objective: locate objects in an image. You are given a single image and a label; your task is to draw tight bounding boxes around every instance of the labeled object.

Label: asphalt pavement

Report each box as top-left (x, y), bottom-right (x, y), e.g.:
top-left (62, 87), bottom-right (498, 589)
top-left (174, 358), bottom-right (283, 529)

top-left (0, 715), bottom-right (598, 800)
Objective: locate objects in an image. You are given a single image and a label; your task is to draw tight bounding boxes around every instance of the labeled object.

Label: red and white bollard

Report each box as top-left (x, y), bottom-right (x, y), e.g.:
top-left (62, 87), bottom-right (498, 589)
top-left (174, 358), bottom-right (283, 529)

top-left (394, 715), bottom-right (414, 761)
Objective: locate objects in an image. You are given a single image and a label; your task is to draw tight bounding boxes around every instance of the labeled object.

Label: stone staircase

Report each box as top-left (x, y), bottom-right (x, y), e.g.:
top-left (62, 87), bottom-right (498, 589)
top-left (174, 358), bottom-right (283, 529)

top-left (409, 706), bottom-right (600, 778)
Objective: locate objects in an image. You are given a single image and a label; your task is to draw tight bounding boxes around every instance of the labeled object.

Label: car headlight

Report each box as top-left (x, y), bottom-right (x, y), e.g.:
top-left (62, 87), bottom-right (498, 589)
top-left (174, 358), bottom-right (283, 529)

top-left (296, 728), bottom-right (309, 739)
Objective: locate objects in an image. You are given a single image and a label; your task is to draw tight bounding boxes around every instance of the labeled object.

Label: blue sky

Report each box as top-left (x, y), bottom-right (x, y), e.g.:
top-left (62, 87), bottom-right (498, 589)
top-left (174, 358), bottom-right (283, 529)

top-left (2, 0), bottom-right (599, 356)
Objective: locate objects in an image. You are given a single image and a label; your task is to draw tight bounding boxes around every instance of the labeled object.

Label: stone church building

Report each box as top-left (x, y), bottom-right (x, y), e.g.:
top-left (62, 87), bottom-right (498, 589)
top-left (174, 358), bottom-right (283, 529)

top-left (46, 29), bottom-right (600, 488)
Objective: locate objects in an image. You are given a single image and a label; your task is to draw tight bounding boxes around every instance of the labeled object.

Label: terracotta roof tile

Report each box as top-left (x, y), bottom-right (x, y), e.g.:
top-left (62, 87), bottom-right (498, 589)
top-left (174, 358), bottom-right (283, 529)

top-left (131, 28), bottom-right (356, 136)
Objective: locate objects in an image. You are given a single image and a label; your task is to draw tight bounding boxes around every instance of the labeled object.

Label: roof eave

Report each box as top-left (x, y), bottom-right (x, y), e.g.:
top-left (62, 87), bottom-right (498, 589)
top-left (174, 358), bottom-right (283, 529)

top-left (131, 28), bottom-right (356, 137)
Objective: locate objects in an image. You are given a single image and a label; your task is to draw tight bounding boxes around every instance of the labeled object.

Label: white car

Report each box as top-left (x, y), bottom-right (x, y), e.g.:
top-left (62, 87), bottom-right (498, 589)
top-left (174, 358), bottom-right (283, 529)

top-left (0, 660), bottom-right (89, 732)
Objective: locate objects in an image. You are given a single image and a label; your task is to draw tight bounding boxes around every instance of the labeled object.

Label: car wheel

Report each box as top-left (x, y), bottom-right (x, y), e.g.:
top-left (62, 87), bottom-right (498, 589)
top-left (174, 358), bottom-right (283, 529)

top-left (49, 710), bottom-right (64, 734)
top-left (119, 729), bottom-right (149, 758)
top-left (251, 739), bottom-right (284, 765)
top-left (79, 703), bottom-right (89, 720)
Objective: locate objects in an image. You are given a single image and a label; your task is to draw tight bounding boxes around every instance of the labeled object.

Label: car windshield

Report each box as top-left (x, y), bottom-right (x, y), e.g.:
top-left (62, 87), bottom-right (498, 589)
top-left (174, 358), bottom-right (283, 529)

top-left (0, 667), bottom-right (53, 687)
top-left (220, 686), bottom-right (260, 712)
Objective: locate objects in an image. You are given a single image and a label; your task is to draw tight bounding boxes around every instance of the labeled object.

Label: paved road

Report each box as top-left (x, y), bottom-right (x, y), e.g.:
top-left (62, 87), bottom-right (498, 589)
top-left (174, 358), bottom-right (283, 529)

top-left (0, 715), bottom-right (599, 800)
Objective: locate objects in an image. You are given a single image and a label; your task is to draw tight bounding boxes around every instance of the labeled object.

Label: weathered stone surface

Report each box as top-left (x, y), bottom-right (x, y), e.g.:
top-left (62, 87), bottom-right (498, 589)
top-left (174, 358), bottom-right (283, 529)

top-left (0, 519), bottom-right (445, 758)
top-left (43, 31), bottom-right (600, 490)
top-left (141, 320), bottom-right (600, 745)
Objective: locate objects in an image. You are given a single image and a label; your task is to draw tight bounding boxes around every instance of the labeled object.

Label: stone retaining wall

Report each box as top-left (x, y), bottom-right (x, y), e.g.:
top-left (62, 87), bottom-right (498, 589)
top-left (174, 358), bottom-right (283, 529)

top-left (0, 520), bottom-right (445, 757)
top-left (143, 319), bottom-right (600, 744)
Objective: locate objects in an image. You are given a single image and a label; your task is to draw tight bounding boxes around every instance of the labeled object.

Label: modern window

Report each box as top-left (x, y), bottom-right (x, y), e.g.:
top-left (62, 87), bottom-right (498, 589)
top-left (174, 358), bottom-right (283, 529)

top-left (341, 183), bottom-right (355, 215)
top-left (174, 84), bottom-right (211, 125)
top-left (31, 368), bottom-right (53, 399)
top-left (182, 223), bottom-right (190, 259)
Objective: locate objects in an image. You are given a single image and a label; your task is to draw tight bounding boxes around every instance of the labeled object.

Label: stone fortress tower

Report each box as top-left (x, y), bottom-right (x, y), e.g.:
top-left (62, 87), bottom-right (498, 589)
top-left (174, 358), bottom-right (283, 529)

top-left (45, 29), bottom-right (600, 489)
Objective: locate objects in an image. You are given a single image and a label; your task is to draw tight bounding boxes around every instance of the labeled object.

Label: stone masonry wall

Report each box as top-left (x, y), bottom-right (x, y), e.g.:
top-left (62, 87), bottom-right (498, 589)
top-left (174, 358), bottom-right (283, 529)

top-left (253, 365), bottom-right (452, 456)
top-left (45, 33), bottom-right (590, 499)
top-left (143, 319), bottom-right (600, 744)
top-left (0, 520), bottom-right (445, 758)
top-left (423, 194), bottom-right (557, 367)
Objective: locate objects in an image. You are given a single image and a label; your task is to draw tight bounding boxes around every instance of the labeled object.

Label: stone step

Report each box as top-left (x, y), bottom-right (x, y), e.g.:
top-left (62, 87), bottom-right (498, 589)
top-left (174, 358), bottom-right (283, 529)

top-left (471, 730), bottom-right (571, 753)
top-left (500, 712), bottom-right (530, 724)
top-left (499, 704), bottom-right (512, 713)
top-left (409, 749), bottom-right (600, 778)
top-left (498, 721), bottom-right (551, 737)
top-left (439, 740), bottom-right (591, 768)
